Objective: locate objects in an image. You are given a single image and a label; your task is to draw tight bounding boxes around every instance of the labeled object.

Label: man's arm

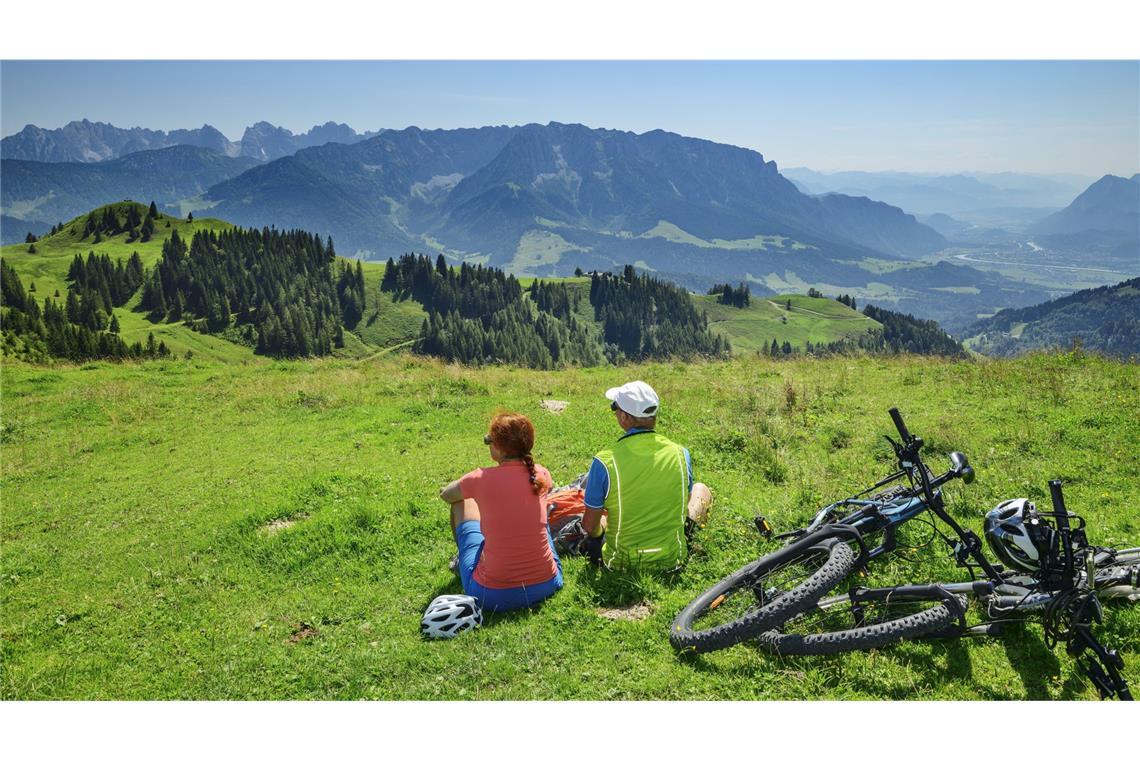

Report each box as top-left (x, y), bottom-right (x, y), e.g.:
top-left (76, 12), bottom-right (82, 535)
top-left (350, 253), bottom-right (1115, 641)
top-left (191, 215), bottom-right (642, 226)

top-left (582, 457), bottom-right (609, 538)
top-left (582, 506), bottom-right (605, 538)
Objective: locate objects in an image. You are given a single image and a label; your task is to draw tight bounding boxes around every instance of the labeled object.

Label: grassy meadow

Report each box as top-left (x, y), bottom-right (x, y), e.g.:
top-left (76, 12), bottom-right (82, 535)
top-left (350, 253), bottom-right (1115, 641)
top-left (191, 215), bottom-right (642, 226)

top-left (2, 350), bottom-right (1137, 699)
top-left (695, 292), bottom-right (880, 353)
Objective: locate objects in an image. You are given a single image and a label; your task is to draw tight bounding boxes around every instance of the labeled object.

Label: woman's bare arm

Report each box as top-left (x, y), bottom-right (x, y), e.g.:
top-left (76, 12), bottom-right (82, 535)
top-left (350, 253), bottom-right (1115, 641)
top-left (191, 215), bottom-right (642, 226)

top-left (439, 479), bottom-right (463, 504)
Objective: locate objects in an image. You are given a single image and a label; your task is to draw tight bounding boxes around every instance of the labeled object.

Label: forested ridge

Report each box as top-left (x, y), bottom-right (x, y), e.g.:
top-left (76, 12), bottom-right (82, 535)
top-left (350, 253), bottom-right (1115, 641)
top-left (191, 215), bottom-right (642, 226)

top-left (382, 253), bottom-right (601, 369)
top-left (378, 257), bottom-right (731, 367)
top-left (961, 278), bottom-right (1140, 358)
top-left (590, 267), bottom-right (730, 361)
top-left (141, 227), bottom-right (364, 357)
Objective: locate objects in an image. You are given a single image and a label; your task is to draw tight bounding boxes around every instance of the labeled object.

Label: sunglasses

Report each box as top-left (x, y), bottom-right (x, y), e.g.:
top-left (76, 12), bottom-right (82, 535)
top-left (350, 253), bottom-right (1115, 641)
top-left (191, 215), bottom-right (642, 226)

top-left (610, 401), bottom-right (618, 411)
top-left (483, 434), bottom-right (493, 445)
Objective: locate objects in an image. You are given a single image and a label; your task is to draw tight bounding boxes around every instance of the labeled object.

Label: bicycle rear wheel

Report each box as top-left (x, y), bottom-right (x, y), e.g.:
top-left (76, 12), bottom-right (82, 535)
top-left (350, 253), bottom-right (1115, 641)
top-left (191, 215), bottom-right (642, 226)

top-left (670, 539), bottom-right (856, 654)
top-left (757, 585), bottom-right (965, 656)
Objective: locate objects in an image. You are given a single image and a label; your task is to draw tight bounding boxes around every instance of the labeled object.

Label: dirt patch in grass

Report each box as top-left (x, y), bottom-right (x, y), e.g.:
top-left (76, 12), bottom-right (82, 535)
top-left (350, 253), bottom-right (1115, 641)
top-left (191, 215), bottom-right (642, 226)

top-left (540, 399), bottom-right (569, 413)
top-left (286, 622), bottom-right (318, 644)
top-left (258, 513), bottom-right (309, 535)
top-left (597, 601), bottom-right (653, 621)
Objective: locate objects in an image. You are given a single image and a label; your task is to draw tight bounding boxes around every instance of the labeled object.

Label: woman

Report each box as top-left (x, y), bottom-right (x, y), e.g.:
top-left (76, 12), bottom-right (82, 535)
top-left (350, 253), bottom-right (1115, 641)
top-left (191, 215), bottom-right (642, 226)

top-left (439, 412), bottom-right (563, 612)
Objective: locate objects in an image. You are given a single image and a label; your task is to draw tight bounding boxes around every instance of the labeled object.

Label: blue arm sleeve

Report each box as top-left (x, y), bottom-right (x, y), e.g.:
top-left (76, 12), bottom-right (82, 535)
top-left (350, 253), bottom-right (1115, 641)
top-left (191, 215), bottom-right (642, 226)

top-left (583, 457), bottom-right (609, 509)
top-left (684, 448), bottom-right (694, 494)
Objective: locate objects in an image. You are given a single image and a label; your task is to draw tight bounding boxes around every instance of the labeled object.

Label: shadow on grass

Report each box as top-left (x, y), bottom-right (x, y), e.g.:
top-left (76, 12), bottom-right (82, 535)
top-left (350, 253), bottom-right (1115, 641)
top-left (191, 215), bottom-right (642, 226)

top-left (999, 627), bottom-right (1062, 699)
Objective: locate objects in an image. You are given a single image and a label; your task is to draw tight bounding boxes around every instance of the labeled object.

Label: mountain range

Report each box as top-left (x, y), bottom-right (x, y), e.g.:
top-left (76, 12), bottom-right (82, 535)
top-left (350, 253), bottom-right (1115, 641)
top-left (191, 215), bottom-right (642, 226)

top-left (9, 119), bottom-right (1128, 330)
top-left (1, 119), bottom-right (379, 163)
top-left (204, 122), bottom-right (948, 264)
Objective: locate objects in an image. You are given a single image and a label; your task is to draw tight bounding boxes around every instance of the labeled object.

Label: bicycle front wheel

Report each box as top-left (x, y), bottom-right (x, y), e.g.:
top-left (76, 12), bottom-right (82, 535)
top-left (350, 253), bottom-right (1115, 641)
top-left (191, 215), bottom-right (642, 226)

top-left (757, 585), bottom-right (965, 656)
top-left (670, 539), bottom-right (856, 654)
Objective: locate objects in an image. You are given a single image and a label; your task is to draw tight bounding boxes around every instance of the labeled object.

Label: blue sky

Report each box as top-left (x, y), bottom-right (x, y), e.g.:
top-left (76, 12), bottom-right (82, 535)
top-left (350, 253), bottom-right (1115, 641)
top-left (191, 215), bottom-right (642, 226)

top-left (2, 60), bottom-right (1137, 175)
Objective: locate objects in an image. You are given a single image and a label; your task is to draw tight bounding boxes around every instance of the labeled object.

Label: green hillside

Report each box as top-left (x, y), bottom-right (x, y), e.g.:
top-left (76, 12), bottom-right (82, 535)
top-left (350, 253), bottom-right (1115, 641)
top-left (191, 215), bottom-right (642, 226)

top-left (2, 352), bottom-right (1136, 699)
top-left (2, 202), bottom-right (233, 298)
top-left (1, 203), bottom-right (428, 363)
top-left (696, 293), bottom-right (881, 352)
top-left (1, 203), bottom-right (251, 361)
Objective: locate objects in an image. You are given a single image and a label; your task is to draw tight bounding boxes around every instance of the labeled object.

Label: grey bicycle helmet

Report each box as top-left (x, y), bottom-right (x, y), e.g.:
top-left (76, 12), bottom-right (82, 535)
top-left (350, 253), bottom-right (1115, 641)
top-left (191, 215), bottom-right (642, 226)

top-left (421, 594), bottom-right (482, 639)
top-left (985, 498), bottom-right (1051, 573)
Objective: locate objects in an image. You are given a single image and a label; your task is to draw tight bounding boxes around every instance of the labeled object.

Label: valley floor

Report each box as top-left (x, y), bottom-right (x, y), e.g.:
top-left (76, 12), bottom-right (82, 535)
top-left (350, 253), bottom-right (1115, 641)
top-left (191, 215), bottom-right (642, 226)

top-left (1, 352), bottom-right (1137, 699)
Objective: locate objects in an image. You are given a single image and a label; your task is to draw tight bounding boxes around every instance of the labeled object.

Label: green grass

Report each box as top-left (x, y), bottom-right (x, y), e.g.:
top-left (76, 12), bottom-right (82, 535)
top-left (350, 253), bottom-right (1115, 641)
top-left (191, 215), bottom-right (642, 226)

top-left (639, 220), bottom-right (808, 251)
top-left (509, 230), bottom-right (588, 273)
top-left (698, 294), bottom-right (880, 352)
top-left (2, 351), bottom-right (1137, 699)
top-left (350, 262), bottom-right (427, 352)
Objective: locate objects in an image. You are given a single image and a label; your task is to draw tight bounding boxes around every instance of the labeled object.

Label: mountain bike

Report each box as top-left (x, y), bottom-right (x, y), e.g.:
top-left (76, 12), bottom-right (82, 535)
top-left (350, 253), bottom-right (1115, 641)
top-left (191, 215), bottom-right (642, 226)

top-left (756, 480), bottom-right (1137, 700)
top-left (670, 407), bottom-right (992, 653)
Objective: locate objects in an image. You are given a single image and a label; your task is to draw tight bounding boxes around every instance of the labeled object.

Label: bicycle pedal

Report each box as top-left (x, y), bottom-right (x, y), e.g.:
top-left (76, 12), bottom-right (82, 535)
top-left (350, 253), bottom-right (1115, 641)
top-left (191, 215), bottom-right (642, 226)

top-left (754, 515), bottom-right (774, 538)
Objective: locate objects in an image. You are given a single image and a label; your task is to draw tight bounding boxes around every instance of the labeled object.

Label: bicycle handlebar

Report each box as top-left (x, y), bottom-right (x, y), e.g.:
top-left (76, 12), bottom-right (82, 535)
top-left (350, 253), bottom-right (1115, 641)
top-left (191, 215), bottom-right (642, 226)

top-left (1049, 479), bottom-right (1070, 530)
top-left (888, 407), bottom-right (912, 443)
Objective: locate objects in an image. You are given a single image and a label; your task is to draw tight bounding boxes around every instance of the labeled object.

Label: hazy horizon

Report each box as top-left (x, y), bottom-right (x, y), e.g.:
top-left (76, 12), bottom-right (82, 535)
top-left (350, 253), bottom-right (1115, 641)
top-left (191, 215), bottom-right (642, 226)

top-left (3, 61), bottom-right (1138, 177)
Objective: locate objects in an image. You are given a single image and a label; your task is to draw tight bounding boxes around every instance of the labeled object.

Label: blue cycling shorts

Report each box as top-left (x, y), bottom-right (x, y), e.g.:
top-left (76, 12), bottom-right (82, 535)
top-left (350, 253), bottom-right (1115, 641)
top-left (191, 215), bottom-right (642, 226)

top-left (454, 520), bottom-right (563, 612)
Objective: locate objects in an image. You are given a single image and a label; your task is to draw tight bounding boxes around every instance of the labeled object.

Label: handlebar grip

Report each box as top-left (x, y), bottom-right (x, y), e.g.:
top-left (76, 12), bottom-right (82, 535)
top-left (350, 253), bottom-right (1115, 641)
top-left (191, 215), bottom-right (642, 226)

top-left (1049, 479), bottom-right (1070, 529)
top-left (888, 407), bottom-right (911, 442)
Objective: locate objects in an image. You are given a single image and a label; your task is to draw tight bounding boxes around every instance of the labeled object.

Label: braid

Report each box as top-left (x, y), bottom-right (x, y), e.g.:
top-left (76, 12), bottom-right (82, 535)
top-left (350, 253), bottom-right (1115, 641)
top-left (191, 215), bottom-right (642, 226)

top-left (522, 452), bottom-right (542, 495)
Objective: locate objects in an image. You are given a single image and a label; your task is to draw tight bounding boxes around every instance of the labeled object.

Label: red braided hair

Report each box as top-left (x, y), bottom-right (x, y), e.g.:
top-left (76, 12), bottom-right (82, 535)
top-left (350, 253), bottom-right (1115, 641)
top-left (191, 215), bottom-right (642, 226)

top-left (487, 412), bottom-right (548, 495)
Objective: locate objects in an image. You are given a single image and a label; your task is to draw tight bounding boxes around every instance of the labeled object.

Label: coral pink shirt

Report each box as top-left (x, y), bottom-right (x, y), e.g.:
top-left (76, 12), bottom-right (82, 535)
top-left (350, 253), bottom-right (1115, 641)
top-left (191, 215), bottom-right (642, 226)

top-left (459, 461), bottom-right (558, 589)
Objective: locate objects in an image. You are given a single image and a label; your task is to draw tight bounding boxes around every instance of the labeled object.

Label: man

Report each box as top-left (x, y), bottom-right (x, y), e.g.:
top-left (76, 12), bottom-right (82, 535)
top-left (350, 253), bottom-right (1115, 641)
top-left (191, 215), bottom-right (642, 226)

top-left (581, 380), bottom-right (712, 571)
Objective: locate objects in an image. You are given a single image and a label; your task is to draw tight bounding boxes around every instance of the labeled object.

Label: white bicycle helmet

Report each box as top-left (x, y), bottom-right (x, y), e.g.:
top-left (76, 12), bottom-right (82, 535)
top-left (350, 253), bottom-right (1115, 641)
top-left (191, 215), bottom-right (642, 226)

top-left (421, 594), bottom-right (482, 639)
top-left (984, 498), bottom-right (1051, 573)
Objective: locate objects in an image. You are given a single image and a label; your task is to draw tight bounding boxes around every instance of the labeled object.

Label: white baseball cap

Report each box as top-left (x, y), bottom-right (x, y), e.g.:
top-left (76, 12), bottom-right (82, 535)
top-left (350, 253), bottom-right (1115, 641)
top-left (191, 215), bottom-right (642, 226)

top-left (605, 380), bottom-right (660, 417)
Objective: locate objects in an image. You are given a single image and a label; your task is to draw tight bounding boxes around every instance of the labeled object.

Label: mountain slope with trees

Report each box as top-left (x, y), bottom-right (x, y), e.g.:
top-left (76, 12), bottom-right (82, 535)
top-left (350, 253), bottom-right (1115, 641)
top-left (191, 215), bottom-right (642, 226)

top-left (961, 278), bottom-right (1140, 358)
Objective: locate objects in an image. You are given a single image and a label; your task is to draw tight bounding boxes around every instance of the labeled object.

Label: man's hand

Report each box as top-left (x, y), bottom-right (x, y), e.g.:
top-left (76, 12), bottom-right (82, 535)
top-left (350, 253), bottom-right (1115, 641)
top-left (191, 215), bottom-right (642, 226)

top-left (582, 507), bottom-right (605, 538)
top-left (581, 534), bottom-right (604, 566)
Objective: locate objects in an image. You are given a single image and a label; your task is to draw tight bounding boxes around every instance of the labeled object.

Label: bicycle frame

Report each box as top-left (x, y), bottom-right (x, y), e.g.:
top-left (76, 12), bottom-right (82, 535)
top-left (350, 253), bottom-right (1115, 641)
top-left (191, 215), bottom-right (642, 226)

top-left (761, 407), bottom-right (1002, 580)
